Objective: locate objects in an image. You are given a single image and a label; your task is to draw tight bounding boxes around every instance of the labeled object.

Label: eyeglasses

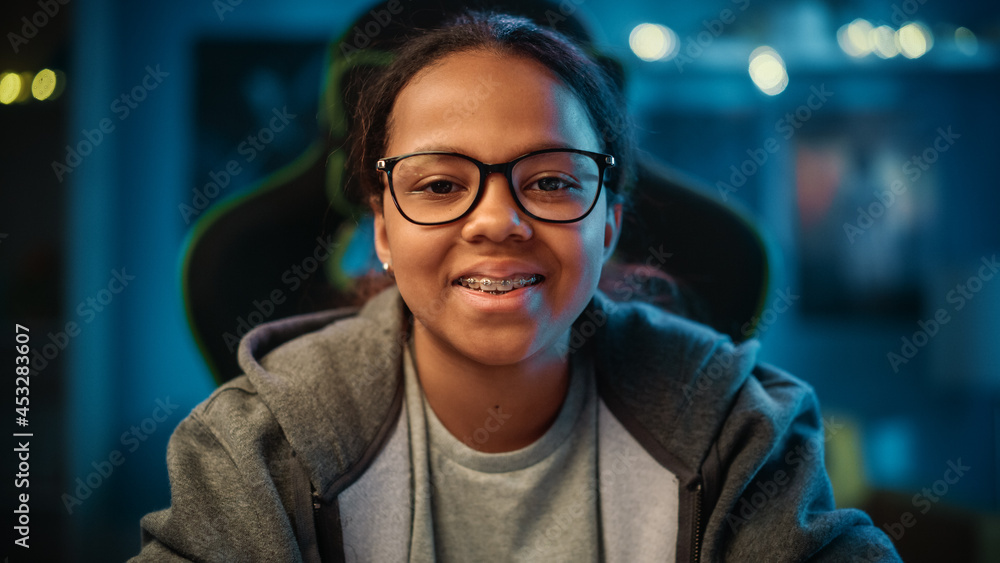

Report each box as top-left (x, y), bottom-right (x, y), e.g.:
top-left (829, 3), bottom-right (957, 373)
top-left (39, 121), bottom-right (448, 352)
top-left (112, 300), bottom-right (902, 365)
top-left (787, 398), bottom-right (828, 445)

top-left (375, 148), bottom-right (616, 225)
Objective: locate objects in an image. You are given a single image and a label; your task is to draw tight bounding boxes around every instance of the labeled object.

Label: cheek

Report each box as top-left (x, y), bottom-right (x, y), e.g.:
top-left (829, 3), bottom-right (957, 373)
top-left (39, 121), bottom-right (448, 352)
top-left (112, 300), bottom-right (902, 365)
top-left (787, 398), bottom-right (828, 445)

top-left (582, 230), bottom-right (609, 287)
top-left (581, 211), bottom-right (612, 266)
top-left (384, 221), bottom-right (451, 288)
top-left (554, 219), bottom-right (608, 292)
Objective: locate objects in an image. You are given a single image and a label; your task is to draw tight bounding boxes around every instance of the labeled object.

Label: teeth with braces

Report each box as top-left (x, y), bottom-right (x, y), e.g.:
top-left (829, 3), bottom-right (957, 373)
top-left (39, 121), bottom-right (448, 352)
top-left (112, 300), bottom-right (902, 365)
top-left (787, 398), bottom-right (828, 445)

top-left (457, 275), bottom-right (540, 293)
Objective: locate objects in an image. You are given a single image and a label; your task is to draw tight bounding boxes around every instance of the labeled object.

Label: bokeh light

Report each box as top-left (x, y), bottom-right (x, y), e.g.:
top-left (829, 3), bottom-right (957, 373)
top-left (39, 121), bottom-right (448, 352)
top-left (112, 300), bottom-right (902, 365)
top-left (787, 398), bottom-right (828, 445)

top-left (870, 25), bottom-right (899, 58)
top-left (748, 46), bottom-right (788, 96)
top-left (955, 27), bottom-right (978, 56)
top-left (838, 18), bottom-right (874, 58)
top-left (32, 69), bottom-right (58, 101)
top-left (0, 72), bottom-right (23, 105)
top-left (896, 22), bottom-right (933, 59)
top-left (629, 23), bottom-right (679, 62)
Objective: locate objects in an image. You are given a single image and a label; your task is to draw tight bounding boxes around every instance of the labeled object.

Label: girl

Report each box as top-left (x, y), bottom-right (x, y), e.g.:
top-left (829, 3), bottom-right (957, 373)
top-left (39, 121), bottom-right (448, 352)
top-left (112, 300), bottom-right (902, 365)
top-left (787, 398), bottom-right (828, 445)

top-left (135, 11), bottom-right (900, 562)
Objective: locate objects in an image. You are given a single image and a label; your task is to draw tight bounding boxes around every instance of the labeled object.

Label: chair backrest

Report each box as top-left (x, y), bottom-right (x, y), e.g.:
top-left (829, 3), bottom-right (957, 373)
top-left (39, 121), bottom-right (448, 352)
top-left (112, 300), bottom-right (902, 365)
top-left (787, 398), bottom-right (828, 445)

top-left (181, 0), bottom-right (773, 384)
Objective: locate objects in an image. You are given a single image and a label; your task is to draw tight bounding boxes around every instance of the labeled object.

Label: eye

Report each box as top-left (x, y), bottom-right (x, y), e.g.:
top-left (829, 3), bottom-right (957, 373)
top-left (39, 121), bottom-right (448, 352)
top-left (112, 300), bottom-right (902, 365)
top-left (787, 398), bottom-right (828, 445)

top-left (404, 178), bottom-right (469, 196)
top-left (538, 178), bottom-right (572, 192)
top-left (533, 176), bottom-right (575, 192)
top-left (423, 180), bottom-right (460, 194)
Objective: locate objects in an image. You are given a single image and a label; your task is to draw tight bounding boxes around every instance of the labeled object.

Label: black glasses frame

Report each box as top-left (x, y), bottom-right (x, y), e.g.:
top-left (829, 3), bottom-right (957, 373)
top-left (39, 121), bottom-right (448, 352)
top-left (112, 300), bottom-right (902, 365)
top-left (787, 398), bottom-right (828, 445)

top-left (375, 148), bottom-right (616, 226)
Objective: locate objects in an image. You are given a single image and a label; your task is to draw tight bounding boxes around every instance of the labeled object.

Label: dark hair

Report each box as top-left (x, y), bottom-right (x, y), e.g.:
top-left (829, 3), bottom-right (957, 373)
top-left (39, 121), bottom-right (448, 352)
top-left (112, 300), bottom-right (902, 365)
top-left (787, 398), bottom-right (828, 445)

top-left (347, 11), bottom-right (635, 209)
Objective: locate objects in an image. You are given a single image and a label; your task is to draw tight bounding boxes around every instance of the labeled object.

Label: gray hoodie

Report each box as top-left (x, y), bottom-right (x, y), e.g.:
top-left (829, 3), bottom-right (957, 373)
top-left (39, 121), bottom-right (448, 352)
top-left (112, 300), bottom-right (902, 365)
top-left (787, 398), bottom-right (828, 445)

top-left (132, 288), bottom-right (901, 562)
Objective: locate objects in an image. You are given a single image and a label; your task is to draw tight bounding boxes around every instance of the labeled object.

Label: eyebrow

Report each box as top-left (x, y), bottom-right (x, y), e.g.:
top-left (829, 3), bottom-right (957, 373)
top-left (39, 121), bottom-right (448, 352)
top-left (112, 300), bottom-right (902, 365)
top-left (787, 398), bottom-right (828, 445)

top-left (408, 141), bottom-right (573, 159)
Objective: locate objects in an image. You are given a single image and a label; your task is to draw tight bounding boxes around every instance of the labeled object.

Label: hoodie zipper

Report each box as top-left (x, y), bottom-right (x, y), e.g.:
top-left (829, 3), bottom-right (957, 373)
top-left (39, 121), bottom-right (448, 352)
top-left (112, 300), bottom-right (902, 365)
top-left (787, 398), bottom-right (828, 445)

top-left (312, 489), bottom-right (339, 562)
top-left (691, 480), bottom-right (703, 563)
top-left (312, 489), bottom-right (324, 556)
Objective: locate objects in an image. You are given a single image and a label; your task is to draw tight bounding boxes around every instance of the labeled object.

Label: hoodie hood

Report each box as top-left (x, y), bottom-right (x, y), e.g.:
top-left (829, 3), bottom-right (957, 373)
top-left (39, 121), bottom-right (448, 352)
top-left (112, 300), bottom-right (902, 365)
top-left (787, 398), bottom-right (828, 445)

top-left (237, 288), bottom-right (406, 499)
top-left (588, 291), bottom-right (760, 481)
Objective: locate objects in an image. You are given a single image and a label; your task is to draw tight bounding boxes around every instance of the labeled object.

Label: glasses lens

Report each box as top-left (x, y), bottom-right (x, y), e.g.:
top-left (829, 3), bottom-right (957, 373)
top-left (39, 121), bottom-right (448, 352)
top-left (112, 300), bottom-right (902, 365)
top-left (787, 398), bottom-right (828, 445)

top-left (391, 154), bottom-right (480, 223)
top-left (512, 151), bottom-right (601, 221)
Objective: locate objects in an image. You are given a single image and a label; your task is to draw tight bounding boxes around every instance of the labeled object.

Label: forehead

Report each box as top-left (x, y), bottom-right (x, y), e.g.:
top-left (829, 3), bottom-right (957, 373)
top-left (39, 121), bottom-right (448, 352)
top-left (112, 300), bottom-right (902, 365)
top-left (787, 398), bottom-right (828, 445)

top-left (386, 50), bottom-right (600, 161)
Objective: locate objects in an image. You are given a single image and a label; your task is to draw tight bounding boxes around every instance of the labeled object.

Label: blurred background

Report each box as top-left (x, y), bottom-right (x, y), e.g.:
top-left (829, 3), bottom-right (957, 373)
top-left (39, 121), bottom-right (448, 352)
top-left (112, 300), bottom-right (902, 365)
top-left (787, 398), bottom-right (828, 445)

top-left (1, 0), bottom-right (998, 560)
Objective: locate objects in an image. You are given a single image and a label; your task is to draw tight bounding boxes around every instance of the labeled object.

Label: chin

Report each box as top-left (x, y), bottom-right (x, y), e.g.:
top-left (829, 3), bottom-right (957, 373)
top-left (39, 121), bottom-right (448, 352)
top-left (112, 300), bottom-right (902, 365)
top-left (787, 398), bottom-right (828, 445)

top-left (457, 332), bottom-right (536, 366)
top-left (433, 322), bottom-right (561, 369)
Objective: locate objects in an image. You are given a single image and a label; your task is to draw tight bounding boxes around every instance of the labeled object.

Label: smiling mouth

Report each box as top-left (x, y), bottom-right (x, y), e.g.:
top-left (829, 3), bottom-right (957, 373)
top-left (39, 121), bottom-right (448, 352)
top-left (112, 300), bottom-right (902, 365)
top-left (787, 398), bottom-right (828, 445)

top-left (454, 274), bottom-right (544, 295)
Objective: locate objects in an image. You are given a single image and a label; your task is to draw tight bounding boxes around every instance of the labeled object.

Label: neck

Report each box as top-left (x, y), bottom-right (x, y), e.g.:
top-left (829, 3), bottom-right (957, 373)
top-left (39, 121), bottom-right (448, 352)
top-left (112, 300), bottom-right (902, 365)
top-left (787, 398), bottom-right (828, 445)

top-left (412, 323), bottom-right (570, 453)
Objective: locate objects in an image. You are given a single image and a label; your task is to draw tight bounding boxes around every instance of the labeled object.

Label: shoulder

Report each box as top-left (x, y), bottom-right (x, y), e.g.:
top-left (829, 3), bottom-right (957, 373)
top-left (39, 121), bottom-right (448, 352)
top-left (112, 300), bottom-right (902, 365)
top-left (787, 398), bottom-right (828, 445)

top-left (175, 375), bottom-right (288, 469)
top-left (589, 291), bottom-right (812, 472)
top-left (139, 375), bottom-right (317, 561)
top-left (227, 287), bottom-right (406, 494)
top-left (168, 287), bottom-right (406, 488)
top-left (586, 295), bottom-right (901, 560)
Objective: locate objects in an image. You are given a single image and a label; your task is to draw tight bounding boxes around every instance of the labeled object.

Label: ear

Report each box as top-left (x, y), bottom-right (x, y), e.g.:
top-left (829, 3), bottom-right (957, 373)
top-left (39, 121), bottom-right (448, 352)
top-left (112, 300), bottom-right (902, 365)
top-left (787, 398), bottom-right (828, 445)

top-left (603, 202), bottom-right (623, 263)
top-left (370, 195), bottom-right (392, 268)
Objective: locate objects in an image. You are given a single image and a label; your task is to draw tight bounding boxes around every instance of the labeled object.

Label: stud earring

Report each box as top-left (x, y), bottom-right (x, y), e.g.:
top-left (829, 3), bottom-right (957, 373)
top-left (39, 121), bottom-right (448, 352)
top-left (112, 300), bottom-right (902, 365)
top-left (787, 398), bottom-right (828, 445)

top-left (382, 261), bottom-right (394, 278)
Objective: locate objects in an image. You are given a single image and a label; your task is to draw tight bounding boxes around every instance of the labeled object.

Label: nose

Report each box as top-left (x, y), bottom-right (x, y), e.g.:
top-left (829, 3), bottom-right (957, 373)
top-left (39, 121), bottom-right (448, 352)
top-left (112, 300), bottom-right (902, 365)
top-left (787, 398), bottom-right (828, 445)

top-left (460, 172), bottom-right (533, 242)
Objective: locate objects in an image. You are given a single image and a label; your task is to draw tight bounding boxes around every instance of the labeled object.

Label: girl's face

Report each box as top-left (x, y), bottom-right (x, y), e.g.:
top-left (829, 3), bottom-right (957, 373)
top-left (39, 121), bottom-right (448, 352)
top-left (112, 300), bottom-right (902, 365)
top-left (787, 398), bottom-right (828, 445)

top-left (373, 50), bottom-right (621, 368)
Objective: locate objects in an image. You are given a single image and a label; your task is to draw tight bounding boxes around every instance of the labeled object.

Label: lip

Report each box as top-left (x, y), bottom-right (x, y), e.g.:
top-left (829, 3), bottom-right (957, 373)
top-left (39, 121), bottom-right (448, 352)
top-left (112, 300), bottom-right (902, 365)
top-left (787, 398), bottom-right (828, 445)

top-left (450, 260), bottom-right (547, 313)
top-left (453, 278), bottom-right (543, 313)
top-left (452, 260), bottom-right (547, 282)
